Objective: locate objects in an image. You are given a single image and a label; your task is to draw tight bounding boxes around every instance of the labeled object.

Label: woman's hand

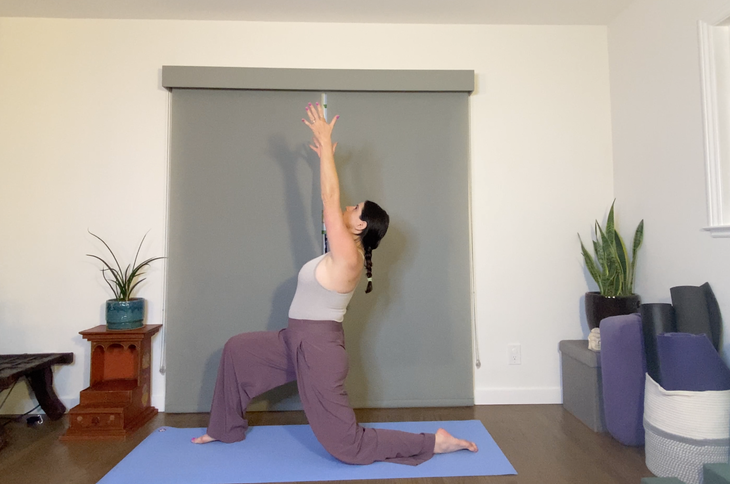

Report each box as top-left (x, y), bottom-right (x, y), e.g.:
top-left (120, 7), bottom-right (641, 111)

top-left (302, 102), bottom-right (338, 156)
top-left (309, 136), bottom-right (337, 157)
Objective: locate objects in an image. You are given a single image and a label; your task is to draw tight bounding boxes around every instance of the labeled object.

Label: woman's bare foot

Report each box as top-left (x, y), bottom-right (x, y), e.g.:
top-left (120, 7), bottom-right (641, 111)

top-left (434, 428), bottom-right (478, 453)
top-left (191, 434), bottom-right (218, 444)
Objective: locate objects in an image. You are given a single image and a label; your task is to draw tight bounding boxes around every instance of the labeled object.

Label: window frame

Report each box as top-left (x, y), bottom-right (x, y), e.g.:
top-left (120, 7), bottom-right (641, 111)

top-left (699, 4), bottom-right (730, 236)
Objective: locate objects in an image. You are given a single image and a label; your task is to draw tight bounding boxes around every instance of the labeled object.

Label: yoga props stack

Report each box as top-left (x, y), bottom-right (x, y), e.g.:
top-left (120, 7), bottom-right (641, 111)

top-left (597, 283), bottom-right (730, 484)
top-left (644, 333), bottom-right (730, 484)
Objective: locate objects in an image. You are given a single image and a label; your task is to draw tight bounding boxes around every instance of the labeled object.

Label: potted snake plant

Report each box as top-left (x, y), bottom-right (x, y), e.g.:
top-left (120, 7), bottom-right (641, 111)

top-left (87, 231), bottom-right (164, 330)
top-left (578, 201), bottom-right (644, 329)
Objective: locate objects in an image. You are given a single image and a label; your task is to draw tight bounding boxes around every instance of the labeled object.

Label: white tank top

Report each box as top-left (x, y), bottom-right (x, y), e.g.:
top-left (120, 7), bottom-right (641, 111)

top-left (288, 254), bottom-right (356, 322)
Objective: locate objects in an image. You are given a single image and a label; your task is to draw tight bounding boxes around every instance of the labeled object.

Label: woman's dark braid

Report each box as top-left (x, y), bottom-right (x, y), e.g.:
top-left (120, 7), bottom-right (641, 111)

top-left (359, 200), bottom-right (388, 294)
top-left (364, 247), bottom-right (374, 293)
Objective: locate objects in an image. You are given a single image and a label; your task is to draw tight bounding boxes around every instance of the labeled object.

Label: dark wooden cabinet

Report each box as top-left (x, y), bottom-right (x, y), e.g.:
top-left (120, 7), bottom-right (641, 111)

top-left (61, 324), bottom-right (161, 441)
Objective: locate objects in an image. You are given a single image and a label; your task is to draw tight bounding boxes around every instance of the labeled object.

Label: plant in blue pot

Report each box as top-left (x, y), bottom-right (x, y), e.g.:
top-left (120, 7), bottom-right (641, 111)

top-left (87, 231), bottom-right (164, 331)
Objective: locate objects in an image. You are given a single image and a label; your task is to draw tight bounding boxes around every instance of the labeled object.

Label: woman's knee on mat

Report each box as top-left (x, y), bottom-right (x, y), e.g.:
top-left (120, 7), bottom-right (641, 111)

top-left (325, 443), bottom-right (374, 465)
top-left (315, 431), bottom-right (374, 465)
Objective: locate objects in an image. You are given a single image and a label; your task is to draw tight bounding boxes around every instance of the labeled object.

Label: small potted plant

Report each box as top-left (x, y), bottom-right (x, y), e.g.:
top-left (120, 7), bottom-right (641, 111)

top-left (579, 201), bottom-right (644, 330)
top-left (87, 231), bottom-right (164, 330)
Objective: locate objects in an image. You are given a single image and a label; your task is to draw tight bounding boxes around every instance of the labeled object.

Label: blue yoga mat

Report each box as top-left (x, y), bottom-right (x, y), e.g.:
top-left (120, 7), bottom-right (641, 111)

top-left (99, 420), bottom-right (516, 484)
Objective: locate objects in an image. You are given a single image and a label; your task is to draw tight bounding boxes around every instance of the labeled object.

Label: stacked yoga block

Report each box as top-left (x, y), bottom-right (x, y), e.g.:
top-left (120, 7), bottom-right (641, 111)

top-left (594, 284), bottom-right (730, 484)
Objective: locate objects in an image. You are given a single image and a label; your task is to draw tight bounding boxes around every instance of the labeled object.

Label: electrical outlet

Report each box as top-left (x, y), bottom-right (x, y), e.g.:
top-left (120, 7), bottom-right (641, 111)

top-left (508, 344), bottom-right (521, 365)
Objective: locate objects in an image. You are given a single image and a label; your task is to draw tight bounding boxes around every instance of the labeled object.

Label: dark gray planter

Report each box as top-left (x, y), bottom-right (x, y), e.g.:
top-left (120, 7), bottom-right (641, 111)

top-left (106, 298), bottom-right (145, 330)
top-left (584, 292), bottom-right (640, 330)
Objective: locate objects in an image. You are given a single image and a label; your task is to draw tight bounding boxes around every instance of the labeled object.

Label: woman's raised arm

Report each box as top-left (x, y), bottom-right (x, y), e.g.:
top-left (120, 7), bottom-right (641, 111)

top-left (303, 103), bottom-right (363, 274)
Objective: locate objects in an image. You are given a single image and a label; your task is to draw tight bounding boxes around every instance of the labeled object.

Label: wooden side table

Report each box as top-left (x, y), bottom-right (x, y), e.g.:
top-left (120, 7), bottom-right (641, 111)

top-left (61, 324), bottom-right (161, 441)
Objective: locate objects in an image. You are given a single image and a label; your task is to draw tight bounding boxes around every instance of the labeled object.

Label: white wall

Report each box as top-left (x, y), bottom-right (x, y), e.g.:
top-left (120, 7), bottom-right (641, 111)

top-left (0, 18), bottom-right (613, 413)
top-left (609, 0), bottom-right (730, 364)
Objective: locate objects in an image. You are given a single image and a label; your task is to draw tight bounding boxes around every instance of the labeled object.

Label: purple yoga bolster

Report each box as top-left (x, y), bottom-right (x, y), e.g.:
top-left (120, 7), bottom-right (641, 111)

top-left (656, 333), bottom-right (730, 391)
top-left (600, 313), bottom-right (646, 446)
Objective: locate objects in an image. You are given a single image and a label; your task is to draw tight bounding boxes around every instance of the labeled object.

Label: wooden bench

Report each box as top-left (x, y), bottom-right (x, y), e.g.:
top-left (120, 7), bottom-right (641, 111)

top-left (0, 353), bottom-right (74, 420)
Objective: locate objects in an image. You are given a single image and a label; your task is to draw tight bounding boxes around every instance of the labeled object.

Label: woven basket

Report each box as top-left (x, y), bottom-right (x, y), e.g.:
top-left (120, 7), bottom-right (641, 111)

top-left (644, 375), bottom-right (730, 484)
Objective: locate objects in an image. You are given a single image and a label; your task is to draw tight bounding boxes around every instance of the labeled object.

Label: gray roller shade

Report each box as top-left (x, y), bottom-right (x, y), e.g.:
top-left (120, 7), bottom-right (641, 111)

top-left (164, 68), bottom-right (473, 412)
top-left (327, 91), bottom-right (473, 408)
top-left (162, 66), bottom-right (474, 92)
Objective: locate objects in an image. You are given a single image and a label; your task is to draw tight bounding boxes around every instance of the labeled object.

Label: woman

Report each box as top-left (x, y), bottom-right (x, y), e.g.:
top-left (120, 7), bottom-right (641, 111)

top-left (192, 102), bottom-right (478, 465)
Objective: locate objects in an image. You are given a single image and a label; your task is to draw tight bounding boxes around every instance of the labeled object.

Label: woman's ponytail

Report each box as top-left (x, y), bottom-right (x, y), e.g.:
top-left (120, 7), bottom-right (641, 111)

top-left (358, 200), bottom-right (389, 294)
top-left (364, 248), bottom-right (373, 293)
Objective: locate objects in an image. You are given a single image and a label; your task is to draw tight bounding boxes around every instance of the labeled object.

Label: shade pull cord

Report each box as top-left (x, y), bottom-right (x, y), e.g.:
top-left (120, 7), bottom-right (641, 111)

top-left (159, 89), bottom-right (173, 376)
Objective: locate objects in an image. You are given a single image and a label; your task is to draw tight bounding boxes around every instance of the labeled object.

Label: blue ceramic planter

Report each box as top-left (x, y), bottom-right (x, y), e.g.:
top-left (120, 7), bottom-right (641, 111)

top-left (106, 298), bottom-right (145, 330)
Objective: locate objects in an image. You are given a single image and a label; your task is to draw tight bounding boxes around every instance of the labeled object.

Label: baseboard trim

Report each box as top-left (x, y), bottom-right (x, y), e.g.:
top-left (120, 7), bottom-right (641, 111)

top-left (475, 387), bottom-right (562, 405)
top-left (151, 392), bottom-right (165, 412)
top-left (2, 390), bottom-right (562, 415)
top-left (349, 398), bottom-right (475, 408)
top-left (165, 397), bottom-right (475, 414)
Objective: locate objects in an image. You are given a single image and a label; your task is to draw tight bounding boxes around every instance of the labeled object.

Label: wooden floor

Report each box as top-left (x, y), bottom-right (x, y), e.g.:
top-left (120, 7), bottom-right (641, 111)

top-left (0, 405), bottom-right (653, 484)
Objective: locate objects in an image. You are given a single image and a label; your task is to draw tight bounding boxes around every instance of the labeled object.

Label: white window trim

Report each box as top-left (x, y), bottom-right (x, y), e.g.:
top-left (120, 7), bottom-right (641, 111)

top-left (699, 4), bottom-right (730, 237)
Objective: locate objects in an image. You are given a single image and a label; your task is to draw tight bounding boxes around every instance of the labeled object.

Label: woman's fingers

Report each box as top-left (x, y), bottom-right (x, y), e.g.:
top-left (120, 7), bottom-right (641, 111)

top-left (305, 102), bottom-right (337, 123)
top-left (306, 104), bottom-right (317, 123)
top-left (303, 103), bottom-right (338, 145)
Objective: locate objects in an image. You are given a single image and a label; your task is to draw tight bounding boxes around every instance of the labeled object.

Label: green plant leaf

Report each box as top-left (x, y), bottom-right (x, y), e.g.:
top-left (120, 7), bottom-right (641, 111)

top-left (593, 224), bottom-right (611, 294)
top-left (612, 230), bottom-right (630, 295)
top-left (579, 234), bottom-right (603, 293)
top-left (579, 201), bottom-right (642, 298)
top-left (632, 220), bottom-right (644, 259)
top-left (128, 256), bottom-right (165, 280)
top-left (596, 223), bottom-right (611, 268)
top-left (87, 232), bottom-right (165, 301)
top-left (612, 272), bottom-right (622, 296)
top-left (128, 277), bottom-right (147, 296)
top-left (132, 232), bottom-right (150, 275)
top-left (100, 268), bottom-right (121, 299)
top-left (88, 230), bottom-right (124, 277)
top-left (593, 222), bottom-right (605, 269)
top-left (87, 254), bottom-right (124, 289)
top-left (605, 200), bottom-right (616, 249)
top-left (630, 219), bottom-right (644, 292)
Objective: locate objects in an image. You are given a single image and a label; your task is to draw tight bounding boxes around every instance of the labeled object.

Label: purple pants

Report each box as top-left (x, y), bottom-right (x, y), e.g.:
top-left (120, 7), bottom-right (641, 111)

top-left (207, 318), bottom-right (436, 466)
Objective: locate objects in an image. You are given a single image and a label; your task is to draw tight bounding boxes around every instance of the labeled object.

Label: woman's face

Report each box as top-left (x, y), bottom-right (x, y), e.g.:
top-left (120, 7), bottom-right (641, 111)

top-left (344, 202), bottom-right (367, 234)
